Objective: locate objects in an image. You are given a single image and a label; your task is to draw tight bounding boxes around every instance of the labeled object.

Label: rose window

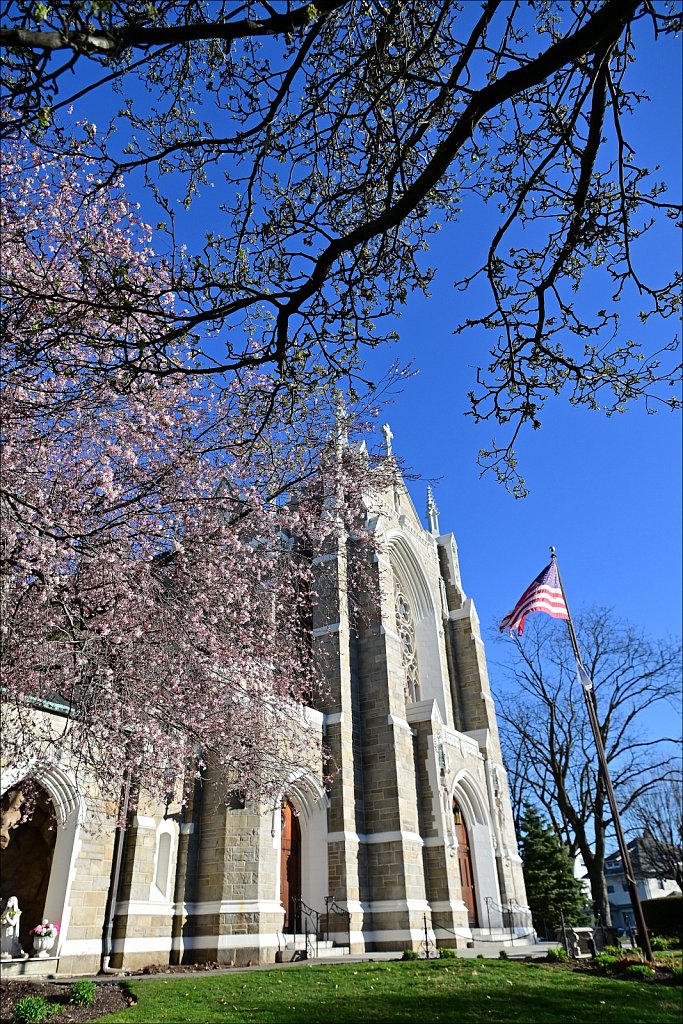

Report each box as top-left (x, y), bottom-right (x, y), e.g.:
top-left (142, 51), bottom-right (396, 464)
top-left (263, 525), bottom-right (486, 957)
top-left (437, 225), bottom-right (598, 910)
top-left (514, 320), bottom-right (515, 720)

top-left (394, 581), bottom-right (420, 703)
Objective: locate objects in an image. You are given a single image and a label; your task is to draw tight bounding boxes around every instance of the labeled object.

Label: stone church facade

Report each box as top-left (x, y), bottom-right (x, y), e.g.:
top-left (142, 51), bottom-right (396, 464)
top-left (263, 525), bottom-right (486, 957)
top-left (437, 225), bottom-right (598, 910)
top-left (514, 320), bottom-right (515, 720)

top-left (1, 453), bottom-right (529, 976)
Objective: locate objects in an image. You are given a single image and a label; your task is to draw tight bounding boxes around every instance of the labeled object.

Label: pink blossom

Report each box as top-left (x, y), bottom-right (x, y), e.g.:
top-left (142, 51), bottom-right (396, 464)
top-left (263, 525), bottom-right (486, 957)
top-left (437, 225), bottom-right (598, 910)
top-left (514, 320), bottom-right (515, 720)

top-left (1, 125), bottom-right (392, 814)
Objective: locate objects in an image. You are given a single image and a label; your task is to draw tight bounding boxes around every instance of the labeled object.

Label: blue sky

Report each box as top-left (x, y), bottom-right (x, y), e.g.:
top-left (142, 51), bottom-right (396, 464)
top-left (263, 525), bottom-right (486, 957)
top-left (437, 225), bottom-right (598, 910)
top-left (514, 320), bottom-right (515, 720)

top-left (360, 18), bottom-right (682, 743)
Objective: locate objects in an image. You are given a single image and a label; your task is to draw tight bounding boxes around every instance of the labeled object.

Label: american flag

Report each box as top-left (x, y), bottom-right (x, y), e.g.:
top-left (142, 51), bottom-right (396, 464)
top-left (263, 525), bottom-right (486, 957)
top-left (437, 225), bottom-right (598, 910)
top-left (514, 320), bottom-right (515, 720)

top-left (500, 559), bottom-right (569, 635)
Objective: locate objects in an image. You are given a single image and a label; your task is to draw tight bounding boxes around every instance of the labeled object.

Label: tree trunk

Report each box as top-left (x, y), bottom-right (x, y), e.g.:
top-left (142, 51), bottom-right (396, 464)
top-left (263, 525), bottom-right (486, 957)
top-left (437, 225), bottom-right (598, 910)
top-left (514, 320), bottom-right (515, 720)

top-left (586, 861), bottom-right (612, 927)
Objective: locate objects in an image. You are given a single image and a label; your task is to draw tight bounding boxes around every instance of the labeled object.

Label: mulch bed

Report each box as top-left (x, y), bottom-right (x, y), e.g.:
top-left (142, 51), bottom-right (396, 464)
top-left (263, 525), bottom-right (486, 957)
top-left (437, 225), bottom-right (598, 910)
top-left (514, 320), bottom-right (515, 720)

top-left (554, 957), bottom-right (680, 985)
top-left (0, 979), bottom-right (134, 1024)
top-left (0, 963), bottom-right (231, 1023)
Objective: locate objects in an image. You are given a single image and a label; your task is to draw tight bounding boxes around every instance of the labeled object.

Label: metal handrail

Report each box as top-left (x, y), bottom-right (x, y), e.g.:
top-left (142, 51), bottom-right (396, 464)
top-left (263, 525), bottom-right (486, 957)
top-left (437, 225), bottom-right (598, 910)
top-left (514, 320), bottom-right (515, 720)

top-left (323, 896), bottom-right (351, 949)
top-left (295, 897), bottom-right (320, 957)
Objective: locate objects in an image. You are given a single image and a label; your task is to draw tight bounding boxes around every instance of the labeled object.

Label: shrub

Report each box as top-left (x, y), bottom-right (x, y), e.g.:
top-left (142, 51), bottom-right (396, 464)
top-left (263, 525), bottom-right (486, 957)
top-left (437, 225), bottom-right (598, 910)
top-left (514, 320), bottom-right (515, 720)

top-left (11, 997), bottom-right (53, 1024)
top-left (402, 949), bottom-right (419, 961)
top-left (498, 949), bottom-right (509, 960)
top-left (651, 935), bottom-right (681, 951)
top-left (438, 947), bottom-right (457, 959)
top-left (625, 963), bottom-right (655, 980)
top-left (670, 965), bottom-right (683, 983)
top-left (601, 945), bottom-right (625, 957)
top-left (68, 980), bottom-right (97, 1006)
top-left (642, 895), bottom-right (683, 937)
top-left (594, 953), bottom-right (619, 969)
top-left (546, 946), bottom-right (568, 962)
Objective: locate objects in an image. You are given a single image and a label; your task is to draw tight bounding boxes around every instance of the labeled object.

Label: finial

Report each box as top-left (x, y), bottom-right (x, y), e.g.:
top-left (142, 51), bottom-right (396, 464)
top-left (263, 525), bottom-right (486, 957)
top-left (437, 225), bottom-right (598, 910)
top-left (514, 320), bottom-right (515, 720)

top-left (381, 422), bottom-right (394, 456)
top-left (549, 546), bottom-right (556, 558)
top-left (426, 485), bottom-right (440, 535)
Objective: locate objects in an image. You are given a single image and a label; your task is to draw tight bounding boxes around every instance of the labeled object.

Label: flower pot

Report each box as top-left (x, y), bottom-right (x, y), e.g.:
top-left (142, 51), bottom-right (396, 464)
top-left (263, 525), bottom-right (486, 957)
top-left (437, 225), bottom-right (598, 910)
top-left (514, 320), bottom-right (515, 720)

top-left (32, 933), bottom-right (56, 958)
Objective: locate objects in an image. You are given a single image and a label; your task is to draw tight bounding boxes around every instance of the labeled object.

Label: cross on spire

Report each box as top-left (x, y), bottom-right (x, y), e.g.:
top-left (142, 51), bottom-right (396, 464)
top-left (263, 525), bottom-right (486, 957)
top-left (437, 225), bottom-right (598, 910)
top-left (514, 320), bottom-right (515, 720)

top-left (381, 422), bottom-right (394, 456)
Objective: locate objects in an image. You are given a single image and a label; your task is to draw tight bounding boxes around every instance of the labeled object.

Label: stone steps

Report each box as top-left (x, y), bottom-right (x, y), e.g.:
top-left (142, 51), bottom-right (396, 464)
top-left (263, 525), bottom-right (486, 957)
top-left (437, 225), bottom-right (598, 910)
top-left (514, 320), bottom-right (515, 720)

top-left (470, 928), bottom-right (518, 942)
top-left (275, 937), bottom-right (350, 962)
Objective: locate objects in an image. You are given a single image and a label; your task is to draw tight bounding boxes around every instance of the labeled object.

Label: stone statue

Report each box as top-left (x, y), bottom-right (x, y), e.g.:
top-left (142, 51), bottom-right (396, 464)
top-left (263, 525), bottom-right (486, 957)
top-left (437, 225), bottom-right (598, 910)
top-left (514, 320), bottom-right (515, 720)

top-left (1, 897), bottom-right (28, 960)
top-left (0, 789), bottom-right (24, 849)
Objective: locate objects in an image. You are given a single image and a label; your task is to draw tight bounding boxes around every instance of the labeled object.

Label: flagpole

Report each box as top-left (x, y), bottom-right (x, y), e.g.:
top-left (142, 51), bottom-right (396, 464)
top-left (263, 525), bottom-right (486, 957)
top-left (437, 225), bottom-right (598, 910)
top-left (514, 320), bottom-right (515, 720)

top-left (550, 548), bottom-right (654, 963)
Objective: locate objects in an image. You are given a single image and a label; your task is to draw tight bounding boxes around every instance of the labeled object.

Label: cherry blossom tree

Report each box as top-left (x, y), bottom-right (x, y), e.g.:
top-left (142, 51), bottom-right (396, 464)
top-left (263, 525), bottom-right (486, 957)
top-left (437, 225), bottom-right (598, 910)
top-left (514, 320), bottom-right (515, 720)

top-left (0, 132), bottom-right (387, 813)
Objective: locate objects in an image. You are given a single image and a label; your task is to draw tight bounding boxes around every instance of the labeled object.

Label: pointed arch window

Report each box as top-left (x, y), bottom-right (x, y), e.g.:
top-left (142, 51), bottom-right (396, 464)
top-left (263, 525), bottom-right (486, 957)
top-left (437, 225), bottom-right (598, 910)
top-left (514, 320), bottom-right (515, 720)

top-left (394, 578), bottom-right (420, 703)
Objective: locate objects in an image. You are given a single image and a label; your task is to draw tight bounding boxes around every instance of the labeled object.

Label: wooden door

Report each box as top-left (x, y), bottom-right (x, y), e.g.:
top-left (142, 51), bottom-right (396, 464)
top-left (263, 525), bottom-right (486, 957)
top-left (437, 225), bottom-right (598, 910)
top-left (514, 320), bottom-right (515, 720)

top-left (453, 799), bottom-right (478, 926)
top-left (280, 801), bottom-right (302, 932)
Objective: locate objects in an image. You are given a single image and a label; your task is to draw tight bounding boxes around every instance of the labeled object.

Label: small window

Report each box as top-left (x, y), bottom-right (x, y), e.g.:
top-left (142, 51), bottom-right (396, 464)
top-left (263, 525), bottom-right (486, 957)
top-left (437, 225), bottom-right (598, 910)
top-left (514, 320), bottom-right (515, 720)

top-left (154, 832), bottom-right (172, 898)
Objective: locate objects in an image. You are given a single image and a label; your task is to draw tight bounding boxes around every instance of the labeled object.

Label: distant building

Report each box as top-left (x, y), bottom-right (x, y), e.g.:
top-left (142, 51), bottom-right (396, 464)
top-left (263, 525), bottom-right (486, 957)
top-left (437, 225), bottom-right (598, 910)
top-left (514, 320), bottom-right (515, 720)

top-left (605, 837), bottom-right (679, 930)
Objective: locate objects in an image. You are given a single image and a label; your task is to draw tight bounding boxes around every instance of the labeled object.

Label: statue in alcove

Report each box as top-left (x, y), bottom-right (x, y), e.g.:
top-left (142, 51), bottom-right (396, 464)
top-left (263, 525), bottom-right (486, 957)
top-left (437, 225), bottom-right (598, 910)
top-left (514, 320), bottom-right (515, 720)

top-left (0, 786), bottom-right (57, 952)
top-left (1, 896), bottom-right (28, 959)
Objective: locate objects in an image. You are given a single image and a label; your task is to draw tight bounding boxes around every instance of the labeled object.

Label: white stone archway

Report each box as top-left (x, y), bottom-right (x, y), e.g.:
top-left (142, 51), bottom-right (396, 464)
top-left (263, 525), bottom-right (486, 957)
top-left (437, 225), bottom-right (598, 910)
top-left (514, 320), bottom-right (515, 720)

top-left (451, 771), bottom-right (503, 929)
top-left (1, 763), bottom-right (86, 956)
top-left (272, 770), bottom-right (330, 919)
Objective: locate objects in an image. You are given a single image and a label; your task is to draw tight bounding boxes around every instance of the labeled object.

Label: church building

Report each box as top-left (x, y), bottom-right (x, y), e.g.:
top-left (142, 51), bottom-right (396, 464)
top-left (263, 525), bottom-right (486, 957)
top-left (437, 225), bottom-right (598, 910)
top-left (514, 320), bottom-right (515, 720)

top-left (1, 439), bottom-right (529, 975)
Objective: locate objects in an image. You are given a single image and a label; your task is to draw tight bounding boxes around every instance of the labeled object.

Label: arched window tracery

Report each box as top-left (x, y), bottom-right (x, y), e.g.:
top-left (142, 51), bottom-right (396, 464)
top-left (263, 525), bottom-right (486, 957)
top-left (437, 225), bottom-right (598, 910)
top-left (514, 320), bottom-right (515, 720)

top-left (393, 576), bottom-right (420, 703)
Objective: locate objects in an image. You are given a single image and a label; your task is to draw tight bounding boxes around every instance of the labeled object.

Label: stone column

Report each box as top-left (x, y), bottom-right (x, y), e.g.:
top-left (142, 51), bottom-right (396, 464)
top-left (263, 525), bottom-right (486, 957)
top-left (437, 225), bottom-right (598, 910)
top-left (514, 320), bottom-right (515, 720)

top-left (312, 540), bottom-right (366, 951)
top-left (191, 786), bottom-right (282, 966)
top-left (355, 550), bottom-right (430, 951)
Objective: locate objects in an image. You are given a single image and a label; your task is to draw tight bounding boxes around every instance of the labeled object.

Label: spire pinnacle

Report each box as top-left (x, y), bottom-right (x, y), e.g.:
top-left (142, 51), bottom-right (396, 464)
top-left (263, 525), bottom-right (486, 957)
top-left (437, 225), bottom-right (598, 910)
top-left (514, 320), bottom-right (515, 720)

top-left (427, 485), bottom-right (440, 535)
top-left (334, 390), bottom-right (349, 449)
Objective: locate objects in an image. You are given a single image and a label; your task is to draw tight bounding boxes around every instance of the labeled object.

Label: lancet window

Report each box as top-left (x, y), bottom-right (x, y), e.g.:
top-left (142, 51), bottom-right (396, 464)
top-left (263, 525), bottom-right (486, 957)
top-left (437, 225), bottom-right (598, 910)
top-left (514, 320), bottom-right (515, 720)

top-left (393, 577), bottom-right (420, 703)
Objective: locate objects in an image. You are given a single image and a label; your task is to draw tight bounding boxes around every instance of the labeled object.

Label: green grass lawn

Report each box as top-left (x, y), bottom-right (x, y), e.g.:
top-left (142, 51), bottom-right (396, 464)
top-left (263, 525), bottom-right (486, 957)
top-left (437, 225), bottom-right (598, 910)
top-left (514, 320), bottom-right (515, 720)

top-left (99, 958), bottom-right (682, 1024)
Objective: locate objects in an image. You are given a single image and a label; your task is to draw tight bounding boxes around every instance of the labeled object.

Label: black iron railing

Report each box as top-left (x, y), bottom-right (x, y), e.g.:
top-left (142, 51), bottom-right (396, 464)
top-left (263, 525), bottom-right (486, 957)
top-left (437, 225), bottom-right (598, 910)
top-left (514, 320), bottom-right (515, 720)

top-left (322, 896), bottom-right (351, 950)
top-left (482, 897), bottom-right (535, 941)
top-left (295, 897), bottom-right (321, 958)
top-left (289, 895), bottom-right (351, 957)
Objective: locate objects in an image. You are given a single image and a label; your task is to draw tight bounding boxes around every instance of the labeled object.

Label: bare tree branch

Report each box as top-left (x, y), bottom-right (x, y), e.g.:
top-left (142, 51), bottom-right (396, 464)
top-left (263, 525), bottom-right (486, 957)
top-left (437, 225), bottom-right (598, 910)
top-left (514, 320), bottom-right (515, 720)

top-left (494, 608), bottom-right (681, 923)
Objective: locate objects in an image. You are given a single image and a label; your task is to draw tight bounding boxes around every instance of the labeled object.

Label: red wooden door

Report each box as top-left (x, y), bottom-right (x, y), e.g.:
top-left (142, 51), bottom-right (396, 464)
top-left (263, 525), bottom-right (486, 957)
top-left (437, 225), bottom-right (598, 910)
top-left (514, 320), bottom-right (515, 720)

top-left (280, 801), bottom-right (301, 932)
top-left (453, 799), bottom-right (478, 926)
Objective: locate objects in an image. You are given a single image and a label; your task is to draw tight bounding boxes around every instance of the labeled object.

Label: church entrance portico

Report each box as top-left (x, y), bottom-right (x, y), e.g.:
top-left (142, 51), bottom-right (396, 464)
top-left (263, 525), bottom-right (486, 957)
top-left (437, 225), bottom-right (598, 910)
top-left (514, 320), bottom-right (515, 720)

top-left (450, 773), bottom-right (503, 932)
top-left (275, 771), bottom-right (329, 942)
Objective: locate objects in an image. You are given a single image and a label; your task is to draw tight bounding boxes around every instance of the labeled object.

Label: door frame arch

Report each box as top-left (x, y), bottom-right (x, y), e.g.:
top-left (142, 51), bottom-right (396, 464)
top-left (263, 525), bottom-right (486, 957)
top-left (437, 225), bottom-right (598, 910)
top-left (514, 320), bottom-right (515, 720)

top-left (272, 771), bottom-right (330, 925)
top-left (451, 771), bottom-right (503, 929)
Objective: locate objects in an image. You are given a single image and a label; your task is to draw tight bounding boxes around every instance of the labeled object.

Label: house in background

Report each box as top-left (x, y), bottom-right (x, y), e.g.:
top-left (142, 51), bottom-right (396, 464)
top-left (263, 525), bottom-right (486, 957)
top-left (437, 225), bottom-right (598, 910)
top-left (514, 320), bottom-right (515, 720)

top-left (605, 836), bottom-right (679, 931)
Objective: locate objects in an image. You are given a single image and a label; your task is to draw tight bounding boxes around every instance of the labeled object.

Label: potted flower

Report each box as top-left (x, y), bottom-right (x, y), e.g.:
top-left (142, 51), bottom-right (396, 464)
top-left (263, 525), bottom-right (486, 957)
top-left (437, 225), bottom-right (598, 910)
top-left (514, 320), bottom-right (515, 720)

top-left (29, 919), bottom-right (60, 958)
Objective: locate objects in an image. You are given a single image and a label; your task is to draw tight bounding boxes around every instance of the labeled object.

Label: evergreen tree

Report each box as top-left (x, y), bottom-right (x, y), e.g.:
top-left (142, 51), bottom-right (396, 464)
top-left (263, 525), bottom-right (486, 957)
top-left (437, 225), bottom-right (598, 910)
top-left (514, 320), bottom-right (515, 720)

top-left (519, 804), bottom-right (587, 936)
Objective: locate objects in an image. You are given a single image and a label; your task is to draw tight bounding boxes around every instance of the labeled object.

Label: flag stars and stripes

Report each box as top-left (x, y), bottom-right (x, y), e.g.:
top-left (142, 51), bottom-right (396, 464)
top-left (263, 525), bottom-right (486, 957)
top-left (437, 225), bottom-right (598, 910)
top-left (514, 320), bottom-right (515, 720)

top-left (500, 559), bottom-right (569, 636)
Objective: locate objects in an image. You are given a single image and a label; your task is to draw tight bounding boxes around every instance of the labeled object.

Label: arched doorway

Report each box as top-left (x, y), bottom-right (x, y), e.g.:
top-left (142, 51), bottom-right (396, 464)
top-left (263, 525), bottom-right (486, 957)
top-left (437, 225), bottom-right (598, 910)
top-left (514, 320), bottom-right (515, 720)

top-left (280, 801), bottom-right (302, 932)
top-left (453, 798), bottom-right (478, 926)
top-left (0, 785), bottom-right (57, 951)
